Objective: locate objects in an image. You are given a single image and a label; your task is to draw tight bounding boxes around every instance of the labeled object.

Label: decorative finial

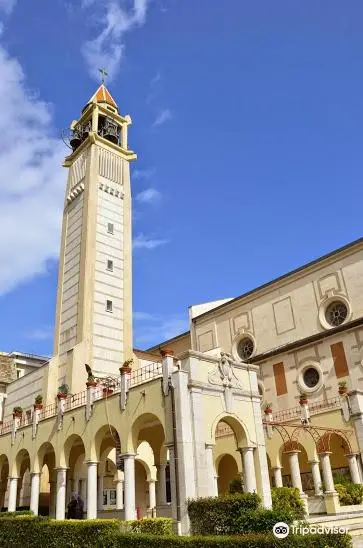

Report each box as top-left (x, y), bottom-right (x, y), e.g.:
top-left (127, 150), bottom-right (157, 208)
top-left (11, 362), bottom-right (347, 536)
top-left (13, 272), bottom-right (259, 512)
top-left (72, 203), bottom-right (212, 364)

top-left (99, 67), bottom-right (108, 84)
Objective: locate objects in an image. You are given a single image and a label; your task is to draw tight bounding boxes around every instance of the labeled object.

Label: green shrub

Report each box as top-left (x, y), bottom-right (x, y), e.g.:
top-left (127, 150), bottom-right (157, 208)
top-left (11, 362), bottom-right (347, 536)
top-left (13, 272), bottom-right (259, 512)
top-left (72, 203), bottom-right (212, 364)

top-left (122, 518), bottom-right (173, 535)
top-left (271, 487), bottom-right (306, 519)
top-left (187, 493), bottom-right (261, 535)
top-left (0, 517), bottom-right (352, 548)
top-left (336, 483), bottom-right (363, 505)
top-left (0, 516), bottom-right (119, 547)
top-left (228, 479), bottom-right (243, 494)
top-left (235, 508), bottom-right (293, 534)
top-left (101, 532), bottom-right (352, 548)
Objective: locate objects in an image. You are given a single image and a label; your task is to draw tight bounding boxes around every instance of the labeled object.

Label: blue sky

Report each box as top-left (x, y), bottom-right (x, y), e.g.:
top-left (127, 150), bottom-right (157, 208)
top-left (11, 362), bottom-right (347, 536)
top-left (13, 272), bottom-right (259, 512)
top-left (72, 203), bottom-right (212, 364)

top-left (0, 0), bottom-right (362, 355)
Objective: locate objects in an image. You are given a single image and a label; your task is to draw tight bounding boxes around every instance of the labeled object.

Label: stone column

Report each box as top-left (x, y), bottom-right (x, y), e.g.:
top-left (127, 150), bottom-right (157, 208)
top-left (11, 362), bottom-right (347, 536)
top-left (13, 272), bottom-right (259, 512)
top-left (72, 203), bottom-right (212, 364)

top-left (115, 479), bottom-right (124, 510)
top-left (80, 479), bottom-right (87, 511)
top-left (205, 444), bottom-right (218, 496)
top-left (357, 454), bottom-right (363, 483)
top-left (55, 468), bottom-right (67, 520)
top-left (309, 460), bottom-right (323, 495)
top-left (30, 473), bottom-right (41, 516)
top-left (86, 462), bottom-right (98, 519)
top-left (148, 479), bottom-right (156, 510)
top-left (319, 453), bottom-right (335, 493)
top-left (272, 466), bottom-right (283, 488)
top-left (7, 477), bottom-right (18, 512)
top-left (347, 454), bottom-right (362, 485)
top-left (97, 475), bottom-right (104, 511)
top-left (241, 447), bottom-right (257, 493)
top-left (156, 464), bottom-right (167, 505)
top-left (286, 451), bottom-right (303, 493)
top-left (123, 454), bottom-right (136, 520)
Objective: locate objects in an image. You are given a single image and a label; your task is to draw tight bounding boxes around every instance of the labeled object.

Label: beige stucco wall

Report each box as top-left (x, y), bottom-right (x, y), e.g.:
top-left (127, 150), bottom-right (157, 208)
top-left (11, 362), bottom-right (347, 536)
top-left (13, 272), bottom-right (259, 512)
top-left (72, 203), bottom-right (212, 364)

top-left (192, 244), bottom-right (363, 359)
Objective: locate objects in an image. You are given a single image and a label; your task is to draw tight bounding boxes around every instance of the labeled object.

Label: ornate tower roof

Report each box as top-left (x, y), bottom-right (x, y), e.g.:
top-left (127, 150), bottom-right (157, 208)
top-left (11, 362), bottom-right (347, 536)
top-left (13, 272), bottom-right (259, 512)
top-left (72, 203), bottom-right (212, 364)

top-left (86, 83), bottom-right (118, 111)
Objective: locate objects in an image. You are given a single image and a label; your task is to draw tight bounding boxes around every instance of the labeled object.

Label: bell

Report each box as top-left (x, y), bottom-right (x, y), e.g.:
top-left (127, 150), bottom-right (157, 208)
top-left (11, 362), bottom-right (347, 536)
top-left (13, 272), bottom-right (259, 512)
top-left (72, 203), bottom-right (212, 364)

top-left (103, 132), bottom-right (118, 144)
top-left (102, 118), bottom-right (119, 144)
top-left (70, 134), bottom-right (82, 150)
top-left (82, 121), bottom-right (91, 141)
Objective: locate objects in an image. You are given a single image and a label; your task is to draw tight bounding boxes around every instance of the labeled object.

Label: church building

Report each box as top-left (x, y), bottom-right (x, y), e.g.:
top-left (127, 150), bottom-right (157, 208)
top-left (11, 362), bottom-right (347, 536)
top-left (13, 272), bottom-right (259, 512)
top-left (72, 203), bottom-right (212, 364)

top-left (0, 84), bottom-right (362, 533)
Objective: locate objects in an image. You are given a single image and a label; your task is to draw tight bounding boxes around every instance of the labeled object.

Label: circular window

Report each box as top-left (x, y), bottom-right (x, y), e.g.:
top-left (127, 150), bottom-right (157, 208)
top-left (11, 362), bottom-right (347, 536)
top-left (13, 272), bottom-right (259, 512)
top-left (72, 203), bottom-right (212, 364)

top-left (237, 337), bottom-right (254, 360)
top-left (325, 301), bottom-right (348, 327)
top-left (297, 361), bottom-right (323, 394)
top-left (303, 367), bottom-right (320, 388)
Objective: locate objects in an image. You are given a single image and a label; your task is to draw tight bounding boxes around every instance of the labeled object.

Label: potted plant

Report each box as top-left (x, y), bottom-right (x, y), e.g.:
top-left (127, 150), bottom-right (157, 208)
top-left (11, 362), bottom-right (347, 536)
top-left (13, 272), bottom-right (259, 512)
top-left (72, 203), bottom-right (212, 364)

top-left (120, 358), bottom-right (133, 375)
top-left (338, 381), bottom-right (348, 395)
top-left (34, 394), bottom-right (43, 410)
top-left (299, 392), bottom-right (308, 405)
top-left (86, 375), bottom-right (97, 388)
top-left (57, 384), bottom-right (69, 399)
top-left (13, 406), bottom-right (23, 419)
top-left (85, 364), bottom-right (97, 387)
top-left (263, 402), bottom-right (273, 414)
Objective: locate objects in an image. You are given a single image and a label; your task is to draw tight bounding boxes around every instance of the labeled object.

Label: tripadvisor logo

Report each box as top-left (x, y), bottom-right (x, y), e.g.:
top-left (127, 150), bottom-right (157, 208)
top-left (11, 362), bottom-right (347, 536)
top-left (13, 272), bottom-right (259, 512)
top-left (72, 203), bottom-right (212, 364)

top-left (273, 522), bottom-right (290, 539)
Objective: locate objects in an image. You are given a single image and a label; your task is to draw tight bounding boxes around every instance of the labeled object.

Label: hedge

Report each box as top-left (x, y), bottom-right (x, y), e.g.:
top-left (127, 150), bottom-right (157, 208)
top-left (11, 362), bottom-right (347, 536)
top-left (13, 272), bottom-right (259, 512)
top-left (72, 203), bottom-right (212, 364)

top-left (187, 493), bottom-right (261, 535)
top-left (0, 517), bottom-right (352, 548)
top-left (121, 518), bottom-right (174, 535)
top-left (271, 487), bottom-right (306, 519)
top-left (102, 532), bottom-right (352, 548)
top-left (0, 516), bottom-right (119, 547)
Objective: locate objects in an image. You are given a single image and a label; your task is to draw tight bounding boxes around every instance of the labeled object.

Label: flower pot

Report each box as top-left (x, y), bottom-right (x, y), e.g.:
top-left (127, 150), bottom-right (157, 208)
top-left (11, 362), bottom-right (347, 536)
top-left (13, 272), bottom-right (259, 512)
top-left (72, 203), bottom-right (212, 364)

top-left (299, 399), bottom-right (308, 405)
top-left (57, 393), bottom-right (68, 400)
top-left (103, 388), bottom-right (113, 396)
top-left (120, 366), bottom-right (132, 375)
top-left (13, 412), bottom-right (22, 419)
top-left (86, 381), bottom-right (98, 388)
top-left (33, 403), bottom-right (43, 410)
top-left (339, 387), bottom-right (348, 395)
top-left (264, 408), bottom-right (272, 415)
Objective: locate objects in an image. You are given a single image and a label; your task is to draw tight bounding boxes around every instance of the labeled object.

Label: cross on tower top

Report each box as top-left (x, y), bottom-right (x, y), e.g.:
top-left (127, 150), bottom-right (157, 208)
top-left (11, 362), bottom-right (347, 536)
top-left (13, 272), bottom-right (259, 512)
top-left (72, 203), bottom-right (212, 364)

top-left (99, 67), bottom-right (108, 84)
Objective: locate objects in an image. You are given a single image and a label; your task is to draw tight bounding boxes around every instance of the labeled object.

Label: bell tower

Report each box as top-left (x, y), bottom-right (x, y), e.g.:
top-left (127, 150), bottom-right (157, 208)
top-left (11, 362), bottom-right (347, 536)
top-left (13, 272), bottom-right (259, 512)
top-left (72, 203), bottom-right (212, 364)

top-left (49, 83), bottom-right (136, 394)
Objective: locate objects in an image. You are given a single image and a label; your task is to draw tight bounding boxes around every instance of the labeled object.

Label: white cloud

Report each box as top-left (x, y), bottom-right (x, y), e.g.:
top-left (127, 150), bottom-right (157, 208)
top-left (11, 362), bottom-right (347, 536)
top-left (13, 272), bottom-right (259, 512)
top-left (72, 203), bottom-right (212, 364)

top-left (81, 0), bottom-right (152, 81)
top-left (0, 44), bottom-right (65, 296)
top-left (26, 326), bottom-right (54, 341)
top-left (134, 312), bottom-right (189, 347)
top-left (152, 108), bottom-right (172, 127)
top-left (133, 233), bottom-right (168, 249)
top-left (0, 0), bottom-right (16, 14)
top-left (136, 187), bottom-right (161, 204)
top-left (132, 167), bottom-right (155, 180)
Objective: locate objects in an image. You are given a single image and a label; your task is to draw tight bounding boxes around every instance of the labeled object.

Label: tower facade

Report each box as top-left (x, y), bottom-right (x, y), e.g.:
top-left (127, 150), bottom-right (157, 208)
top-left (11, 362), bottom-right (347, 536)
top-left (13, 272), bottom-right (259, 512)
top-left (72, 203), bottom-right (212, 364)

top-left (50, 85), bottom-right (136, 394)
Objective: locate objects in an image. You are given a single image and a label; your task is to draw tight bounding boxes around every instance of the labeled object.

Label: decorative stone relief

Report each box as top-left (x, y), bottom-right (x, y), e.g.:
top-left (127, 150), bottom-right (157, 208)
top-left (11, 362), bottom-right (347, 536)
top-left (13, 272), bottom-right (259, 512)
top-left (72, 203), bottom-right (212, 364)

top-left (208, 352), bottom-right (243, 413)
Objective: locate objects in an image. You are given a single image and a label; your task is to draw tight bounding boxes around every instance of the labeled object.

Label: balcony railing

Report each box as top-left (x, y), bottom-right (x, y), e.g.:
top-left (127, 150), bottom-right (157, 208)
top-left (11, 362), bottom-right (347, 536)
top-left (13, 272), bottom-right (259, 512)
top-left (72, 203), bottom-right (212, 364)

top-left (0, 361), bottom-right (164, 437)
top-left (273, 396), bottom-right (341, 422)
top-left (129, 362), bottom-right (162, 388)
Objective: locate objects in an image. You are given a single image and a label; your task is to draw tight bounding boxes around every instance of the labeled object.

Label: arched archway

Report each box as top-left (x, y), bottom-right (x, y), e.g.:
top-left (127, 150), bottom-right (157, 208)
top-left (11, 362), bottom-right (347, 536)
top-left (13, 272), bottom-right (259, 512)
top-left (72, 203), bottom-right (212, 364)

top-left (37, 442), bottom-right (56, 517)
top-left (217, 454), bottom-right (240, 495)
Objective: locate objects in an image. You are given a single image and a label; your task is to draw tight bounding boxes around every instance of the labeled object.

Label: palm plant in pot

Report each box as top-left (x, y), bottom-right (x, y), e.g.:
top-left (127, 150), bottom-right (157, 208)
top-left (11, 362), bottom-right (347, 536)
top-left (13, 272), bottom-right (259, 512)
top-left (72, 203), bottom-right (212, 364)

top-left (338, 381), bottom-right (348, 396)
top-left (263, 402), bottom-right (273, 415)
top-left (57, 384), bottom-right (69, 399)
top-left (34, 394), bottom-right (43, 410)
top-left (13, 406), bottom-right (23, 419)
